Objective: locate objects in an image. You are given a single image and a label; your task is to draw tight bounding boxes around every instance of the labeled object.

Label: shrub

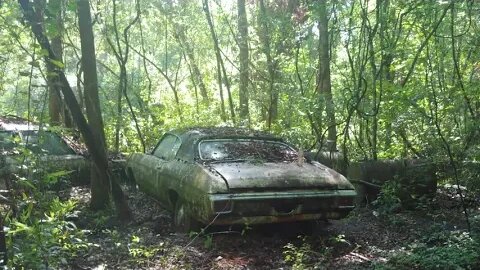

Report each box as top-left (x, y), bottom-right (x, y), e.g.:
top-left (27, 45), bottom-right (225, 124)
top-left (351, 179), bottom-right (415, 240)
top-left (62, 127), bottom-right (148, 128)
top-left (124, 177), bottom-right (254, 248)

top-left (372, 179), bottom-right (403, 214)
top-left (377, 230), bottom-right (480, 270)
top-left (6, 198), bottom-right (90, 268)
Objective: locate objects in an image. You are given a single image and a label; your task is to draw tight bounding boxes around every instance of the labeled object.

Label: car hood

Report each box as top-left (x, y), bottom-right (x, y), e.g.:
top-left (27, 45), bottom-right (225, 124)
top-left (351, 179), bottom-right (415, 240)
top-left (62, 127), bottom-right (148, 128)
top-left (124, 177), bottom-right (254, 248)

top-left (206, 161), bottom-right (354, 191)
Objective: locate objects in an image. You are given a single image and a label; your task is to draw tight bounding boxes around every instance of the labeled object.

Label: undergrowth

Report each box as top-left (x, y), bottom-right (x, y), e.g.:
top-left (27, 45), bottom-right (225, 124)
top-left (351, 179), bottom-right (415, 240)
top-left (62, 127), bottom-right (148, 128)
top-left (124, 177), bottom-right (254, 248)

top-left (3, 154), bottom-right (91, 268)
top-left (376, 229), bottom-right (480, 270)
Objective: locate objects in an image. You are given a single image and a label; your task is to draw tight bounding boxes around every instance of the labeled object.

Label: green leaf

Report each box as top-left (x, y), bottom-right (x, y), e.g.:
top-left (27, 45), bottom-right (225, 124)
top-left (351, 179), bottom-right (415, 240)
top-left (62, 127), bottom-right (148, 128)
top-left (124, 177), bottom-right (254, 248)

top-left (38, 49), bottom-right (49, 57)
top-left (19, 71), bottom-right (31, 76)
top-left (28, 61), bottom-right (40, 67)
top-left (67, 1), bottom-right (78, 12)
top-left (45, 170), bottom-right (74, 184)
top-left (49, 59), bottom-right (65, 69)
top-left (8, 221), bottom-right (33, 234)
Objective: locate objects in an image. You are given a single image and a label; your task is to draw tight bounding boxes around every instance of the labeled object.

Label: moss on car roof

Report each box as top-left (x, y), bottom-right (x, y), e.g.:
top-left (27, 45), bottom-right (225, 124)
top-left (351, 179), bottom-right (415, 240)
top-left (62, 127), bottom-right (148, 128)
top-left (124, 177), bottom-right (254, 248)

top-left (170, 127), bottom-right (280, 140)
top-left (170, 127), bottom-right (285, 160)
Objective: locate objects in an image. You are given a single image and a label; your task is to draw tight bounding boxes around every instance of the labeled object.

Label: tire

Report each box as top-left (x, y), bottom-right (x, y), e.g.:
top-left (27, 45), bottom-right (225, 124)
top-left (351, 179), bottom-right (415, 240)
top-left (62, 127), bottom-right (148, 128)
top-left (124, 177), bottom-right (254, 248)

top-left (173, 198), bottom-right (201, 233)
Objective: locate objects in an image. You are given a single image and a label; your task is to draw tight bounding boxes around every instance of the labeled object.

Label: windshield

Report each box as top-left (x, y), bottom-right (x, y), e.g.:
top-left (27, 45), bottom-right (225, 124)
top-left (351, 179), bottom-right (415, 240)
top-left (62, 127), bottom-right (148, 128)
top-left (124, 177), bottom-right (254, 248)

top-left (21, 131), bottom-right (75, 155)
top-left (198, 139), bottom-right (298, 162)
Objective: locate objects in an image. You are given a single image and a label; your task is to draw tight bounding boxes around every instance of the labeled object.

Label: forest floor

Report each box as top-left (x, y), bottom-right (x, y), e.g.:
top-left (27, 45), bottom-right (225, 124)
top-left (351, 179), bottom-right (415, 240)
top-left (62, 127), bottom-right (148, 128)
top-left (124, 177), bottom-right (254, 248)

top-left (62, 185), bottom-right (478, 270)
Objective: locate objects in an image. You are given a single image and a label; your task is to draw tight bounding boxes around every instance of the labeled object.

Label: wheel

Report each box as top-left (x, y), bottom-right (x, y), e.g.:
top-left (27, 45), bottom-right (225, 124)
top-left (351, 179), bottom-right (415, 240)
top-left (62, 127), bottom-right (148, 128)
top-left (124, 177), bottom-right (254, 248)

top-left (173, 198), bottom-right (201, 233)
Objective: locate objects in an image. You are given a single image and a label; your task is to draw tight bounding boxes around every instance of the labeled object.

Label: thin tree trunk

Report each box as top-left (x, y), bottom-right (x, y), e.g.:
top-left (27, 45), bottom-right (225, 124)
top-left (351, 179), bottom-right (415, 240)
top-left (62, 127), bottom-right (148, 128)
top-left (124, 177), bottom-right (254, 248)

top-left (237, 0), bottom-right (250, 124)
top-left (173, 27), bottom-right (209, 105)
top-left (38, 0), bottom-right (62, 126)
top-left (316, 0), bottom-right (337, 151)
top-left (77, 0), bottom-right (110, 211)
top-left (203, 0), bottom-right (226, 121)
top-left (258, 0), bottom-right (278, 130)
top-left (379, 0), bottom-right (394, 150)
top-left (48, 37), bottom-right (63, 125)
top-left (107, 0), bottom-right (145, 153)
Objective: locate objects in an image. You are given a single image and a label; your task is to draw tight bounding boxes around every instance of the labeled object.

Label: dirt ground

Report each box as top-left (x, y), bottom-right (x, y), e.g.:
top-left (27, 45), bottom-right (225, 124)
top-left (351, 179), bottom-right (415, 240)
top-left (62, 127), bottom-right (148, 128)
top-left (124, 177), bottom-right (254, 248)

top-left (64, 185), bottom-right (477, 270)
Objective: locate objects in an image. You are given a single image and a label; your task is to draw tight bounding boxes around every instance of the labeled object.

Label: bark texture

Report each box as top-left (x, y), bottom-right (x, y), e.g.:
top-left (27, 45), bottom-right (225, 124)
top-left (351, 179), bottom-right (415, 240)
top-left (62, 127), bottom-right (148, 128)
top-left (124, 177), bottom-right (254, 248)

top-left (316, 0), bottom-right (337, 151)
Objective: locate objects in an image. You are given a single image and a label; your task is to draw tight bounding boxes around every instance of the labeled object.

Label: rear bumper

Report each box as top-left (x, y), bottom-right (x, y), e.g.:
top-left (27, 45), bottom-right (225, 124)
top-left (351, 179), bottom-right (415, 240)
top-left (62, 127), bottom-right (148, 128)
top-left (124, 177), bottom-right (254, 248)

top-left (207, 189), bottom-right (356, 225)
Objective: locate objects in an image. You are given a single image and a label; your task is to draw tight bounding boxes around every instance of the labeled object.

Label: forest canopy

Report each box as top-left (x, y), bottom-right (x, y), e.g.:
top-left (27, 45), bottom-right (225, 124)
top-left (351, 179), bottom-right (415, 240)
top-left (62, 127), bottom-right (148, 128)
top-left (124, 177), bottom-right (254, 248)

top-left (0, 0), bottom-right (478, 162)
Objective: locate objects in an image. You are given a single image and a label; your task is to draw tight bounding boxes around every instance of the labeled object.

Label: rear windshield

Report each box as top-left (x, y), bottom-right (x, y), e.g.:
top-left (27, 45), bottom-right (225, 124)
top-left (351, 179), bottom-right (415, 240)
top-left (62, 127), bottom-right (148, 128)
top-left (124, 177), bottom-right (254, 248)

top-left (198, 139), bottom-right (298, 162)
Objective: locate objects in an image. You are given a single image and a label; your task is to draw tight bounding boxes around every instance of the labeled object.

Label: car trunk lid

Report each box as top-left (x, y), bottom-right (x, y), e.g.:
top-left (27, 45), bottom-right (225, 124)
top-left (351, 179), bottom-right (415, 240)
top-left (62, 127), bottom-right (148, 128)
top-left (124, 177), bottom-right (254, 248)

top-left (207, 161), bottom-right (353, 191)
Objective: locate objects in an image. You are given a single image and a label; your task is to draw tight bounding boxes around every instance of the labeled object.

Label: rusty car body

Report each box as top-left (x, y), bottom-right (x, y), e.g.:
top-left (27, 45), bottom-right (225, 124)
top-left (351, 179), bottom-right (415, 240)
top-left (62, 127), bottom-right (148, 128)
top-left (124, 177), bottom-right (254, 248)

top-left (0, 116), bottom-right (89, 183)
top-left (125, 127), bottom-right (357, 231)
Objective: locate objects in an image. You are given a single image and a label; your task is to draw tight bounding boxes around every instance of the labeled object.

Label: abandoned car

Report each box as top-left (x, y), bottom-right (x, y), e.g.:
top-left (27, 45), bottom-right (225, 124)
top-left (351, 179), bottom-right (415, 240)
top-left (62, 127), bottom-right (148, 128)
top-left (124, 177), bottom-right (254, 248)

top-left (0, 116), bottom-right (89, 183)
top-left (125, 127), bottom-right (357, 231)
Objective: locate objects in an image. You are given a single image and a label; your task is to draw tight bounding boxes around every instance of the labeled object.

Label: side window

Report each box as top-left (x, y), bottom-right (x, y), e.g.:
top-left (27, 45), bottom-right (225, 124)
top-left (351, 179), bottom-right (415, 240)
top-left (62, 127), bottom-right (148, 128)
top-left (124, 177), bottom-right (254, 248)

top-left (152, 134), bottom-right (181, 160)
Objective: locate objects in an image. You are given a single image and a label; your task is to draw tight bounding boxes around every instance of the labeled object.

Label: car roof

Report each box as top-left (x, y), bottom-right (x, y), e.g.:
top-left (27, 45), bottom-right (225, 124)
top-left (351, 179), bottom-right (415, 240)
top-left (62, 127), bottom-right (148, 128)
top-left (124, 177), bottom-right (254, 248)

top-left (169, 127), bottom-right (285, 161)
top-left (0, 115), bottom-right (39, 131)
top-left (170, 127), bottom-right (281, 141)
top-left (0, 115), bottom-right (85, 155)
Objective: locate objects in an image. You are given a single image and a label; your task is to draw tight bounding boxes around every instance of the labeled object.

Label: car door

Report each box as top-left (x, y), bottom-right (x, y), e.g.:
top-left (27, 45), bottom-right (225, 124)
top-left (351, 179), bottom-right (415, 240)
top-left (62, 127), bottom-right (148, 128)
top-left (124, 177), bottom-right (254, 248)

top-left (150, 134), bottom-right (182, 206)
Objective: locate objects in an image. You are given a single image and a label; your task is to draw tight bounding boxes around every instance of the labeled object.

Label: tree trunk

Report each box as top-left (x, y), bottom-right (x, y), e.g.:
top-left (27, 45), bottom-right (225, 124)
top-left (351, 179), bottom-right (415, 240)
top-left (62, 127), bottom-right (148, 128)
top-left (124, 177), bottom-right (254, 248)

top-left (174, 27), bottom-right (209, 105)
top-left (316, 0), bottom-right (337, 151)
top-left (108, 0), bottom-right (144, 153)
top-left (379, 0), bottom-right (394, 150)
top-left (77, 0), bottom-right (132, 219)
top-left (48, 35), bottom-right (63, 125)
top-left (203, 0), bottom-right (226, 121)
top-left (64, 106), bottom-right (73, 127)
top-left (37, 0), bottom-right (62, 126)
top-left (77, 0), bottom-right (110, 210)
top-left (258, 0), bottom-right (278, 130)
top-left (237, 0), bottom-right (250, 124)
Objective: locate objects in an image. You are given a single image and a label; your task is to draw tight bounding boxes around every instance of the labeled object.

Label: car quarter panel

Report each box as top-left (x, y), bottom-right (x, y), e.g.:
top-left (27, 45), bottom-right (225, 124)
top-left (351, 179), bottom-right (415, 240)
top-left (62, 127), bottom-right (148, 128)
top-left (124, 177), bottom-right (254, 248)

top-left (127, 153), bottom-right (162, 200)
top-left (127, 154), bottom-right (229, 216)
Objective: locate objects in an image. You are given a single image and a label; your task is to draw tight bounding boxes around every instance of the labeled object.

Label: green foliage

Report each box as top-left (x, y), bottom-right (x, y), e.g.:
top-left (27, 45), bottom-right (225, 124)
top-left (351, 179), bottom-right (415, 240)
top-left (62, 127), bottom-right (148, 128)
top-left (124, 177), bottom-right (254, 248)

top-left (376, 230), bottom-right (480, 270)
top-left (2, 145), bottom-right (90, 268)
top-left (283, 236), bottom-right (331, 269)
top-left (372, 180), bottom-right (403, 215)
top-left (6, 198), bottom-right (90, 268)
top-left (1, 0), bottom-right (479, 167)
top-left (128, 235), bottom-right (163, 259)
top-left (283, 237), bottom-right (313, 270)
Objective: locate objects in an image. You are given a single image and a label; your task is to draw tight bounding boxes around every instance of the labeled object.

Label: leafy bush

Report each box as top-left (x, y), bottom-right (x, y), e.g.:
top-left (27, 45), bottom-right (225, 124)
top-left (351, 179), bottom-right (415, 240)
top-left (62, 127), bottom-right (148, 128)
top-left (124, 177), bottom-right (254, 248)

top-left (128, 235), bottom-right (163, 260)
top-left (377, 231), bottom-right (480, 270)
top-left (6, 198), bottom-right (90, 268)
top-left (283, 236), bottom-right (331, 269)
top-left (372, 179), bottom-right (403, 215)
top-left (283, 238), bottom-right (313, 270)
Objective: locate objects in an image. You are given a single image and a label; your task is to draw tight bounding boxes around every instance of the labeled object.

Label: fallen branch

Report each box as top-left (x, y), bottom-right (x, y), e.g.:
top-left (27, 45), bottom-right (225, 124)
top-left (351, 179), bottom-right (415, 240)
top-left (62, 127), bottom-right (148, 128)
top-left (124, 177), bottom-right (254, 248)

top-left (350, 252), bottom-right (371, 262)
